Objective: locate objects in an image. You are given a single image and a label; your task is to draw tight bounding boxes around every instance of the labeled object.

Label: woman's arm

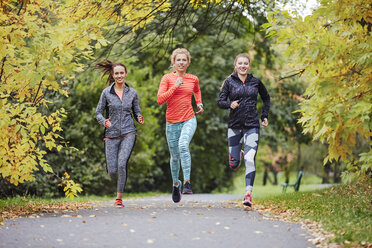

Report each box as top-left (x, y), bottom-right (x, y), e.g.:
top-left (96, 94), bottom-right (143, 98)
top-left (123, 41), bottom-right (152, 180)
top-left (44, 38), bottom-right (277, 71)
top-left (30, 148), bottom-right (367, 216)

top-left (95, 90), bottom-right (108, 126)
top-left (157, 75), bottom-right (178, 105)
top-left (132, 91), bottom-right (144, 124)
top-left (193, 77), bottom-right (204, 115)
top-left (258, 80), bottom-right (270, 121)
top-left (217, 79), bottom-right (232, 109)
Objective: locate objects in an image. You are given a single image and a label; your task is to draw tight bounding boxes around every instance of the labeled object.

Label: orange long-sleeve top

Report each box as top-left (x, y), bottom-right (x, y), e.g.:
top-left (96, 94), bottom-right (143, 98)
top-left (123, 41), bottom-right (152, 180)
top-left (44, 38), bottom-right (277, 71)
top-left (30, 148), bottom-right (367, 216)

top-left (157, 72), bottom-right (202, 123)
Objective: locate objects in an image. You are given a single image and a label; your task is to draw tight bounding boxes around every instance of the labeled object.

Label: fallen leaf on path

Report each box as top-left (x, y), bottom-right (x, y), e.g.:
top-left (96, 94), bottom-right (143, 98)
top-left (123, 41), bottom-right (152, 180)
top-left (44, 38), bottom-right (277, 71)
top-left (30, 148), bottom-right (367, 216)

top-left (147, 239), bottom-right (154, 244)
top-left (82, 220), bottom-right (86, 223)
top-left (192, 237), bottom-right (201, 240)
top-left (89, 215), bottom-right (96, 218)
top-left (130, 229), bottom-right (135, 233)
top-left (254, 231), bottom-right (263, 234)
top-left (224, 226), bottom-right (230, 230)
top-left (215, 222), bottom-right (221, 225)
top-left (121, 223), bottom-right (128, 226)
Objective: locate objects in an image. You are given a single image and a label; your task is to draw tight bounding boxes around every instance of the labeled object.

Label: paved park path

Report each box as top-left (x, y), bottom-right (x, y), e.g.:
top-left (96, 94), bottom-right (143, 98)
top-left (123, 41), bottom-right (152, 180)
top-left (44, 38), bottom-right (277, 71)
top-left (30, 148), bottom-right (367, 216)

top-left (0, 194), bottom-right (315, 248)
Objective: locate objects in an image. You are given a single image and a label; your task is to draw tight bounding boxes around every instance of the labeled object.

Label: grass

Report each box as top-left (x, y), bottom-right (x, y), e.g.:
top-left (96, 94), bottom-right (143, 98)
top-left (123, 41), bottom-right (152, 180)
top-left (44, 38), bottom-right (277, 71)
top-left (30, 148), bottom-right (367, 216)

top-left (218, 170), bottom-right (325, 198)
top-left (220, 170), bottom-right (371, 246)
top-left (254, 181), bottom-right (372, 247)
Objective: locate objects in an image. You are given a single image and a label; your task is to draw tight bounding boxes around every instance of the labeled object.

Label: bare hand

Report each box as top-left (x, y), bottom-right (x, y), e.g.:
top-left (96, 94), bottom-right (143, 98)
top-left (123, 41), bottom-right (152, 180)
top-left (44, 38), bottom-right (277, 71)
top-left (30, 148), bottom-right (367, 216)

top-left (196, 104), bottom-right (204, 115)
top-left (262, 118), bottom-right (268, 127)
top-left (138, 115), bottom-right (145, 124)
top-left (175, 77), bottom-right (183, 88)
top-left (104, 118), bottom-right (112, 128)
top-left (230, 100), bottom-right (239, 109)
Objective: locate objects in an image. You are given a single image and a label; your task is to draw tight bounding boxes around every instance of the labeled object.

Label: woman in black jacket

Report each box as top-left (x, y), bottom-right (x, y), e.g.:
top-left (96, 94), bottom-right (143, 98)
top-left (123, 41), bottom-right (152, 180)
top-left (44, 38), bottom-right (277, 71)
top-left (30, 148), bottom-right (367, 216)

top-left (217, 53), bottom-right (270, 207)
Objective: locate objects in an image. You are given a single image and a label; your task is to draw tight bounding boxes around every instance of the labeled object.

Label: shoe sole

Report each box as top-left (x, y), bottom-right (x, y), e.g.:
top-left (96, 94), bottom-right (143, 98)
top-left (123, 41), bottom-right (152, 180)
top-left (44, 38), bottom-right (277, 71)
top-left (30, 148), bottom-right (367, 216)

top-left (242, 201), bottom-right (252, 207)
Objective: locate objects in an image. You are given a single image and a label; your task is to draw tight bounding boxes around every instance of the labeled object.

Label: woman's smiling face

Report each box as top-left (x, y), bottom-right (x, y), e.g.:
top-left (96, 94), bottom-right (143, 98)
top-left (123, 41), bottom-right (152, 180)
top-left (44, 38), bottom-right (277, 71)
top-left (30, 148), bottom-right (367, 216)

top-left (235, 57), bottom-right (250, 76)
top-left (173, 54), bottom-right (189, 74)
top-left (113, 65), bottom-right (127, 84)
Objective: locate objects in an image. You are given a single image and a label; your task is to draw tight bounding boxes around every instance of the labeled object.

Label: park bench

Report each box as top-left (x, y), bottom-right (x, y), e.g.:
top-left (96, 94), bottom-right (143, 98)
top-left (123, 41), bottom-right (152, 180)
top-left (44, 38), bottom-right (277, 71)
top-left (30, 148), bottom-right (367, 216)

top-left (281, 170), bottom-right (303, 193)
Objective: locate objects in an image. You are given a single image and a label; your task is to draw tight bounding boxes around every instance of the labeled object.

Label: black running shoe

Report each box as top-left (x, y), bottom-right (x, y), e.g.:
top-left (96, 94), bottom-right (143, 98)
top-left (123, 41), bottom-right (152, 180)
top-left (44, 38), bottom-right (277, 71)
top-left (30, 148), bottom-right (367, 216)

top-left (172, 180), bottom-right (182, 203)
top-left (182, 181), bottom-right (193, 194)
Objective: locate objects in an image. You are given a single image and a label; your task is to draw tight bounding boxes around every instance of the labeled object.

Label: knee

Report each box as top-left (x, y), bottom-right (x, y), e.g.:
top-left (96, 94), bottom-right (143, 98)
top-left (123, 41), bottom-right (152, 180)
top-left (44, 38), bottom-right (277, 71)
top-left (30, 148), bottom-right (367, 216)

top-left (229, 155), bottom-right (240, 167)
top-left (178, 141), bottom-right (189, 153)
top-left (108, 168), bottom-right (117, 178)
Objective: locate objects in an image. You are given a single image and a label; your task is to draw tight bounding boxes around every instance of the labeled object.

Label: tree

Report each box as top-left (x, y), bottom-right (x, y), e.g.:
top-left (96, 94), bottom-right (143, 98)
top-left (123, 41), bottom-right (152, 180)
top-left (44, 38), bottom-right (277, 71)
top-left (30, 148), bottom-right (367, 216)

top-left (0, 0), bottom-right (170, 197)
top-left (264, 0), bottom-right (372, 181)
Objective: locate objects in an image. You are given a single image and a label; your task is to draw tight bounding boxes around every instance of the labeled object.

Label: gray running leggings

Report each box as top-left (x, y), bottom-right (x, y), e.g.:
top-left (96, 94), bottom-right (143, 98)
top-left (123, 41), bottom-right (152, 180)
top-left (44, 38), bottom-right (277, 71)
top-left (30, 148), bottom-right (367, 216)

top-left (104, 134), bottom-right (136, 193)
top-left (228, 128), bottom-right (259, 191)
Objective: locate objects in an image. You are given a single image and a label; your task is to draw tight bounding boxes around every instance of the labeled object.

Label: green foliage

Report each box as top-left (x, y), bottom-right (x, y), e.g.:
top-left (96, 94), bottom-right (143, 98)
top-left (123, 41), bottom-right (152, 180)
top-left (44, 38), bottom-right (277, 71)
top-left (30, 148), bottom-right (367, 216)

top-left (265, 0), bottom-right (372, 180)
top-left (0, 0), bottom-right (171, 197)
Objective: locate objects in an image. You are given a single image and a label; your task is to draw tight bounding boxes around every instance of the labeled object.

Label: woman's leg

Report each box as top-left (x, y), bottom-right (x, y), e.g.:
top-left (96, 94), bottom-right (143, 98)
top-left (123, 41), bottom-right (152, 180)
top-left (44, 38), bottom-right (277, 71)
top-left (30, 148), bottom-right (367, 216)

top-left (166, 122), bottom-right (182, 184)
top-left (116, 134), bottom-right (136, 194)
top-left (105, 138), bottom-right (121, 178)
top-left (179, 117), bottom-right (197, 182)
top-left (228, 128), bottom-right (244, 170)
top-left (243, 128), bottom-right (260, 192)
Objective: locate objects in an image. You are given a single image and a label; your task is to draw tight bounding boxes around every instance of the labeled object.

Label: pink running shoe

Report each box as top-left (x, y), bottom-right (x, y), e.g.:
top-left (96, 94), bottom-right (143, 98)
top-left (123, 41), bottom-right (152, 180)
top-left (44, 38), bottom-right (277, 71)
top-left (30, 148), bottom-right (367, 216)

top-left (114, 199), bottom-right (124, 208)
top-left (242, 192), bottom-right (252, 207)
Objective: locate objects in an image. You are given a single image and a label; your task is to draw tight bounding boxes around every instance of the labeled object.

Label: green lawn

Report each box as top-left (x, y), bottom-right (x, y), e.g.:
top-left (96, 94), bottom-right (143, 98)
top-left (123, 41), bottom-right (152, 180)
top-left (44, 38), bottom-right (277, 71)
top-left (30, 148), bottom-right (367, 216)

top-left (220, 170), bottom-right (371, 246)
top-left (218, 170), bottom-right (325, 198)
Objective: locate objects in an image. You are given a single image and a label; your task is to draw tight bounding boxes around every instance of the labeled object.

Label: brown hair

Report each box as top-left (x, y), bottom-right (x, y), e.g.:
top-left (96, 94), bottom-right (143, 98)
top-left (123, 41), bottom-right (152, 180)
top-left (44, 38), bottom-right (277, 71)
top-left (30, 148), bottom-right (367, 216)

top-left (95, 60), bottom-right (127, 86)
top-left (171, 48), bottom-right (191, 70)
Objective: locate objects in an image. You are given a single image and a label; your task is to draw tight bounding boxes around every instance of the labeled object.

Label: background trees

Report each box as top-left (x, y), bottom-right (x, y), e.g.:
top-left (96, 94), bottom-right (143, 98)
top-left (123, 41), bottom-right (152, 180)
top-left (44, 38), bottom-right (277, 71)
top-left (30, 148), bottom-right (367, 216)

top-left (265, 0), bottom-right (371, 181)
top-left (3, 0), bottom-right (364, 197)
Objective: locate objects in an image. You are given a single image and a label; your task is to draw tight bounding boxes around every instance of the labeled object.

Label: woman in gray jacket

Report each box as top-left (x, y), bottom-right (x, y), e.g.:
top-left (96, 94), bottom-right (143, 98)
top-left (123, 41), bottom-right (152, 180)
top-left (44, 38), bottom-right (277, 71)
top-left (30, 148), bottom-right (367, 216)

top-left (95, 60), bottom-right (144, 208)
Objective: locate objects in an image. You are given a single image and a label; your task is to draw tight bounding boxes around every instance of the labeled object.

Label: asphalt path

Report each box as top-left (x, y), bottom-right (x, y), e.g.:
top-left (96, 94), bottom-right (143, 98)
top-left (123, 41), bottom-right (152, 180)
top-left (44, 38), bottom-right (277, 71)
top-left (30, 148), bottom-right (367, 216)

top-left (0, 194), bottom-right (315, 248)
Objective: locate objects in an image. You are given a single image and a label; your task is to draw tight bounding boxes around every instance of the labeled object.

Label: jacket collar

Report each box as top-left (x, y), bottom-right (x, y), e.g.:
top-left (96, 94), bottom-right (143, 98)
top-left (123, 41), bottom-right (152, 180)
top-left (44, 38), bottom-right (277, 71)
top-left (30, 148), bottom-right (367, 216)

top-left (109, 83), bottom-right (130, 94)
top-left (231, 72), bottom-right (253, 83)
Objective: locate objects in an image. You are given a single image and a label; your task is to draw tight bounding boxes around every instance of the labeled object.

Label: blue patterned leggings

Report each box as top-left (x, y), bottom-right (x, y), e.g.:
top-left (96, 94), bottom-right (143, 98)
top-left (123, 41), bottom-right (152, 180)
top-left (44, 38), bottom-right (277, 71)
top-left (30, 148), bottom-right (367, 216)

top-left (166, 116), bottom-right (197, 184)
top-left (228, 128), bottom-right (260, 191)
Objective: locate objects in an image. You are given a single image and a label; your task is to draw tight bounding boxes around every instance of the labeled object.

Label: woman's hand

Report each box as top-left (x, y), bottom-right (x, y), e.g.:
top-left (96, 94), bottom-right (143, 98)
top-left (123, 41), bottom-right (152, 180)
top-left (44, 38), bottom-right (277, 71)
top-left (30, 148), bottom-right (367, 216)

top-left (262, 118), bottom-right (268, 127)
top-left (138, 115), bottom-right (145, 124)
top-left (230, 100), bottom-right (239, 109)
top-left (175, 77), bottom-right (183, 88)
top-left (196, 104), bottom-right (204, 115)
top-left (104, 118), bottom-right (111, 128)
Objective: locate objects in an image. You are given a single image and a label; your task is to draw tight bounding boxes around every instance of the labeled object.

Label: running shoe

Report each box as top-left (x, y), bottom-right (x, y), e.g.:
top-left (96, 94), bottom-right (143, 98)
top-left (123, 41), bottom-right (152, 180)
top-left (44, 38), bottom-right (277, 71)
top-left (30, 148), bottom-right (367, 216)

top-left (114, 198), bottom-right (124, 208)
top-left (172, 180), bottom-right (182, 203)
top-left (242, 192), bottom-right (252, 207)
top-left (182, 181), bottom-right (193, 194)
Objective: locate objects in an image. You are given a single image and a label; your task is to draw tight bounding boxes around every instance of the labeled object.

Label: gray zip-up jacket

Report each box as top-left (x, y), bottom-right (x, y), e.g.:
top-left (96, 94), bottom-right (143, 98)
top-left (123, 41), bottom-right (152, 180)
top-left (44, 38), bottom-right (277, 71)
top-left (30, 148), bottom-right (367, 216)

top-left (96, 83), bottom-right (142, 138)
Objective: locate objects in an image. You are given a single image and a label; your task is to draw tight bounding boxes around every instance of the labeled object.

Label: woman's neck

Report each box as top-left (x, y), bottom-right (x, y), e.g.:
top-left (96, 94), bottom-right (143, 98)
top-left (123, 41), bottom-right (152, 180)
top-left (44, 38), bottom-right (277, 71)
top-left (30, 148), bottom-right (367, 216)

top-left (114, 82), bottom-right (125, 90)
top-left (175, 71), bottom-right (186, 77)
top-left (238, 74), bottom-right (247, 83)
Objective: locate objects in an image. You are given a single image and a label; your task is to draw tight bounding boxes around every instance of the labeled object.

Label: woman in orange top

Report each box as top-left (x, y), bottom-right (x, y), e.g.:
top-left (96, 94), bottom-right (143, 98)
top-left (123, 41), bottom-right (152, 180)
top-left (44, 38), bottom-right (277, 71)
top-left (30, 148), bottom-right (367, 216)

top-left (157, 48), bottom-right (203, 203)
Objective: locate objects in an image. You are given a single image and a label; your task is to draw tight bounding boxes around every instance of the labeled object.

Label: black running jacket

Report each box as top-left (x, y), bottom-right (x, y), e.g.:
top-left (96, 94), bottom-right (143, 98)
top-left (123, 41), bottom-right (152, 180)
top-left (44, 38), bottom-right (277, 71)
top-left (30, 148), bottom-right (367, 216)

top-left (217, 72), bottom-right (270, 129)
